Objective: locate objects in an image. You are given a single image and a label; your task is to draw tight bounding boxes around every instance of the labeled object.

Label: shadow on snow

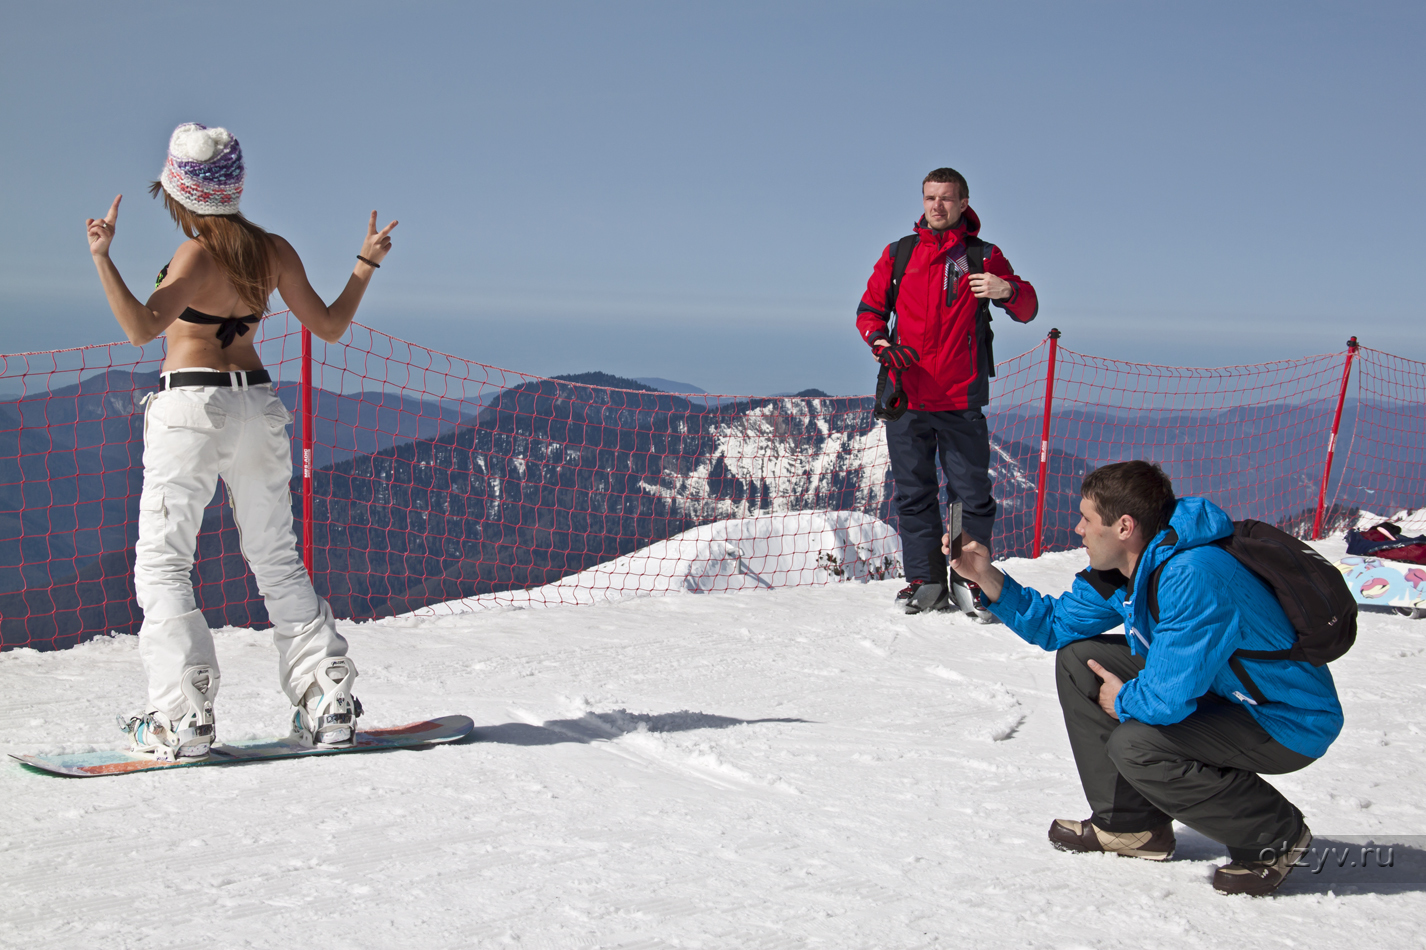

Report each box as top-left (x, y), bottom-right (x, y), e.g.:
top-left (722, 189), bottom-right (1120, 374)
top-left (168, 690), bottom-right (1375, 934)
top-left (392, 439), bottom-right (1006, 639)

top-left (467, 709), bottom-right (811, 747)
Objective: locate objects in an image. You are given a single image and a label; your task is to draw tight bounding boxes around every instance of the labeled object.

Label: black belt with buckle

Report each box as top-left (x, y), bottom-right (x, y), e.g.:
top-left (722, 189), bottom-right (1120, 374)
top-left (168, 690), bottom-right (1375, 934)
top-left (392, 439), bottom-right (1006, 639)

top-left (160, 369), bottom-right (272, 390)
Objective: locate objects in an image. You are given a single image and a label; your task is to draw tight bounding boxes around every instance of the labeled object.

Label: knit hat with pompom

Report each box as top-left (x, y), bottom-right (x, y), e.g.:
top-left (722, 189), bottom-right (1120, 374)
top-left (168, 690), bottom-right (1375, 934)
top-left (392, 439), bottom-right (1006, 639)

top-left (159, 123), bottom-right (244, 215)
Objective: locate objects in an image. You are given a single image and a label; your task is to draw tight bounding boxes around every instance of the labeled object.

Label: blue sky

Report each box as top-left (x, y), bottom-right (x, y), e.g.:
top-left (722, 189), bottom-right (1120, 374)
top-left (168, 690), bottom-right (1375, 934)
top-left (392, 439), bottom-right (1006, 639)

top-left (2, 1), bottom-right (1421, 395)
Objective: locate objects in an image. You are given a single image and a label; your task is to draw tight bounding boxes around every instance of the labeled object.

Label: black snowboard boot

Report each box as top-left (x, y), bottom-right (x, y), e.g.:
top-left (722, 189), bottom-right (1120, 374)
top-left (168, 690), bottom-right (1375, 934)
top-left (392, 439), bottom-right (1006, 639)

top-left (896, 580), bottom-right (926, 604)
top-left (905, 583), bottom-right (953, 615)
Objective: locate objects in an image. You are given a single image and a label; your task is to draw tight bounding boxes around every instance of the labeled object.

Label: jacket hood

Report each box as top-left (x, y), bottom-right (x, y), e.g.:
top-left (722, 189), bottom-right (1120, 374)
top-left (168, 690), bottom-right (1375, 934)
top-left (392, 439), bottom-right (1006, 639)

top-left (1127, 497), bottom-right (1234, 628)
top-left (1161, 496), bottom-right (1234, 551)
top-left (914, 205), bottom-right (981, 239)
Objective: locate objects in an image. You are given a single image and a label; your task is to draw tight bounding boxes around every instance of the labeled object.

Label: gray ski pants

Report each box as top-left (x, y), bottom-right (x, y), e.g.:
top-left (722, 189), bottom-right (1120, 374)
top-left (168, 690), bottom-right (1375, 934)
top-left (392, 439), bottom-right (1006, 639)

top-left (1057, 635), bottom-right (1313, 861)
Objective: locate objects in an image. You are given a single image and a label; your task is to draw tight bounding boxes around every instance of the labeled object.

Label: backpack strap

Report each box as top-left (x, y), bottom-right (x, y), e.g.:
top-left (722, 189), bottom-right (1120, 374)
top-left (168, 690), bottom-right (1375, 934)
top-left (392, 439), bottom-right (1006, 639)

top-left (1226, 651), bottom-right (1283, 705)
top-left (1145, 528), bottom-right (1273, 706)
top-left (965, 235), bottom-right (986, 275)
top-left (964, 236), bottom-right (996, 378)
top-left (1145, 529), bottom-right (1177, 623)
top-left (884, 234), bottom-right (918, 338)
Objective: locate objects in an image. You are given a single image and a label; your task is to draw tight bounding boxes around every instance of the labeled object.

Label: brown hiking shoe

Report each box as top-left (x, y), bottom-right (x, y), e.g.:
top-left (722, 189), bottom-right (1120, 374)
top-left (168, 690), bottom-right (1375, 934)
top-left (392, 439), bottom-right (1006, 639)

top-left (1048, 817), bottom-right (1176, 861)
top-left (1212, 825), bottom-right (1312, 897)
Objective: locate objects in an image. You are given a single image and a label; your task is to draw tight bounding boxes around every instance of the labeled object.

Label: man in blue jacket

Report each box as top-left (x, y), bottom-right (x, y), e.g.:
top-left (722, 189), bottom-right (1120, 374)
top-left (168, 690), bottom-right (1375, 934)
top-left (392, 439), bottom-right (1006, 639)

top-left (948, 460), bottom-right (1342, 896)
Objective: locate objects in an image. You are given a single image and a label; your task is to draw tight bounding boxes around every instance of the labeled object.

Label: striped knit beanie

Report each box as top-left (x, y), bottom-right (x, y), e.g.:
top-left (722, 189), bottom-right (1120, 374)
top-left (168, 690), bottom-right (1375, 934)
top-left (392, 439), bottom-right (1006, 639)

top-left (159, 123), bottom-right (244, 215)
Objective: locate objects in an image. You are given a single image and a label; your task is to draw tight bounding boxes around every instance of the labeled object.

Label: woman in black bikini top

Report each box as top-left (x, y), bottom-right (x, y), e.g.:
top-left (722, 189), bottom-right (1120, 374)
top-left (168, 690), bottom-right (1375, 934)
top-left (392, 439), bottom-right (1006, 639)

top-left (84, 121), bottom-right (397, 760)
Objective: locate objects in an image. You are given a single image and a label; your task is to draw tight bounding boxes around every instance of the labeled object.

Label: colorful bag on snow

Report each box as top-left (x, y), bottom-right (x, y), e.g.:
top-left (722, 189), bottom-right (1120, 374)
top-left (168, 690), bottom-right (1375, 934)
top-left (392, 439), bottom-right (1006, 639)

top-left (1345, 522), bottom-right (1426, 566)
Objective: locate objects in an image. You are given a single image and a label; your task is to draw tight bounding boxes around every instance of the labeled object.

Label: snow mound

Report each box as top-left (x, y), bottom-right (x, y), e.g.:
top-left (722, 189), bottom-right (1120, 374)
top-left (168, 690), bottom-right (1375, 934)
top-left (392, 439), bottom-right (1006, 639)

top-left (410, 510), bottom-right (901, 614)
top-left (1351, 506), bottom-right (1426, 535)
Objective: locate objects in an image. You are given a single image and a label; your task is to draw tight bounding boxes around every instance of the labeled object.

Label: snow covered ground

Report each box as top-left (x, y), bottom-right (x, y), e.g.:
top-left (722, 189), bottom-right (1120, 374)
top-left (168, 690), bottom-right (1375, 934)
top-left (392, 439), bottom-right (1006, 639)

top-left (4, 541), bottom-right (1426, 949)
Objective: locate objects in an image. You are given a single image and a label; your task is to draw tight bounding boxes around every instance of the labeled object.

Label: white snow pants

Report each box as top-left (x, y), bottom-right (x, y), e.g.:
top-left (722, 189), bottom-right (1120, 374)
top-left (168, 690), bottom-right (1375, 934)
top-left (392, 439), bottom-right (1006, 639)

top-left (135, 380), bottom-right (347, 719)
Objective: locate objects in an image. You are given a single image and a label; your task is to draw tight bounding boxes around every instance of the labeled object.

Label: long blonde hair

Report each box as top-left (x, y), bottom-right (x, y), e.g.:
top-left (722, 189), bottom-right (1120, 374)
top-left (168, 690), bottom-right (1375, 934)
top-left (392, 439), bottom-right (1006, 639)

top-left (149, 181), bottom-right (275, 316)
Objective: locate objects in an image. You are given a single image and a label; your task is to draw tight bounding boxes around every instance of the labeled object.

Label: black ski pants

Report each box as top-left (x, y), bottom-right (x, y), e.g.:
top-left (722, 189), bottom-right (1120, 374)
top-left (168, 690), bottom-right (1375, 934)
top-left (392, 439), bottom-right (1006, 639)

top-left (885, 408), bottom-right (996, 585)
top-left (1057, 635), bottom-right (1314, 861)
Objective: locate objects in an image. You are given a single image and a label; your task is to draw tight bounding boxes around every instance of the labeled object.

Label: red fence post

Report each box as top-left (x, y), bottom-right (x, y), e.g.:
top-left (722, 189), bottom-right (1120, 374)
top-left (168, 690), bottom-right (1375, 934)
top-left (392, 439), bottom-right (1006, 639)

top-left (301, 325), bottom-right (315, 579)
top-left (1311, 336), bottom-right (1359, 541)
top-left (1031, 328), bottom-right (1061, 558)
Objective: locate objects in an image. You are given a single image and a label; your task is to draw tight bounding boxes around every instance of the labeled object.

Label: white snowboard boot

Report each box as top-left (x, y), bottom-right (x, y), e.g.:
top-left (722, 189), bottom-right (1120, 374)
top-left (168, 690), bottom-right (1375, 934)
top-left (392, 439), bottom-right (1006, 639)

top-left (292, 657), bottom-right (363, 747)
top-left (122, 665), bottom-right (219, 761)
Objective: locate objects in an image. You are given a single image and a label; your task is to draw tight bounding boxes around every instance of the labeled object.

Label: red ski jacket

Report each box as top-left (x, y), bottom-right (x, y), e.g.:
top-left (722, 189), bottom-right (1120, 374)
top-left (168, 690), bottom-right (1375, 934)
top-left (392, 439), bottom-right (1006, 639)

top-left (856, 207), bottom-right (1037, 410)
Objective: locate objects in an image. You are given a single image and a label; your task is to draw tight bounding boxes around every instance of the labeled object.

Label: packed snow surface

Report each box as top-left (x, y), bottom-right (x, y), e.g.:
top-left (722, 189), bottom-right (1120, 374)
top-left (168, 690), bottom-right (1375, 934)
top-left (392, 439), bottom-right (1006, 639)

top-left (4, 541), bottom-right (1426, 948)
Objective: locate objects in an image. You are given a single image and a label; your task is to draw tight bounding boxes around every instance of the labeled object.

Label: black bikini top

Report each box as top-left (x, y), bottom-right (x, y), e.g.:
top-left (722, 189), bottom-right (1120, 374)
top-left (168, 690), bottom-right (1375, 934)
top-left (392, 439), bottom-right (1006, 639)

top-left (156, 261), bottom-right (262, 348)
top-left (177, 308), bottom-right (260, 348)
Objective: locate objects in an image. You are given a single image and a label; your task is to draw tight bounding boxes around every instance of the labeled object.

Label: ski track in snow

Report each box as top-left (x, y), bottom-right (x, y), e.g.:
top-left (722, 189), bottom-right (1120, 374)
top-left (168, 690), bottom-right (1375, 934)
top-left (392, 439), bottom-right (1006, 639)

top-left (3, 543), bottom-right (1426, 948)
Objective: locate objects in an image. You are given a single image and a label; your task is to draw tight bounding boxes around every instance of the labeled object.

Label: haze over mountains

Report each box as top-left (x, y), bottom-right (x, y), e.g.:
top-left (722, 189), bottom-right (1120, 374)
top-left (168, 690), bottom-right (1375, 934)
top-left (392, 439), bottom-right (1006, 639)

top-left (2, 368), bottom-right (1417, 649)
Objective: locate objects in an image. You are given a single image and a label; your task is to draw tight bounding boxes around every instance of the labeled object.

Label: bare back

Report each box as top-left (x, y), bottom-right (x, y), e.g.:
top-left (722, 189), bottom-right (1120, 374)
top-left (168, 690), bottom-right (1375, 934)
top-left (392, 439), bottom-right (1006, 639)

top-left (156, 237), bottom-right (280, 373)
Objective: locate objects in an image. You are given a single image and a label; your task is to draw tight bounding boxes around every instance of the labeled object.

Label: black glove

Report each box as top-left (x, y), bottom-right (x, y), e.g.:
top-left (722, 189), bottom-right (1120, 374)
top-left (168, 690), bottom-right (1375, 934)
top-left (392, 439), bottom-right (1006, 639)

top-left (874, 367), bottom-right (909, 421)
top-left (876, 342), bottom-right (920, 370)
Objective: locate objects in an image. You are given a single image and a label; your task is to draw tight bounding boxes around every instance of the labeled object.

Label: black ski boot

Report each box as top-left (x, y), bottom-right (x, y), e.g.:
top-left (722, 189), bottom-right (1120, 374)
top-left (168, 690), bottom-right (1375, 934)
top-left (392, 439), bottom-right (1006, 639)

top-left (905, 582), bottom-right (953, 615)
top-left (896, 580), bottom-right (926, 604)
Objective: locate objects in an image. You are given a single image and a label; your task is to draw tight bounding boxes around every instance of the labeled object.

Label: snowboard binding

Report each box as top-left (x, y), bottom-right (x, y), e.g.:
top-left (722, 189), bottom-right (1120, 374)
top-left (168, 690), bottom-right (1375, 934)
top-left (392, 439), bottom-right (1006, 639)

top-left (121, 665), bottom-right (218, 761)
top-left (292, 657), bottom-right (363, 748)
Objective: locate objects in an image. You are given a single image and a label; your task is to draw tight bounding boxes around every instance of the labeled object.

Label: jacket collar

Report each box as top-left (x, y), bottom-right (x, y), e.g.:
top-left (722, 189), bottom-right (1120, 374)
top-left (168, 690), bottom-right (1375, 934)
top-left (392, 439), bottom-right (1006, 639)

top-left (913, 205), bottom-right (982, 245)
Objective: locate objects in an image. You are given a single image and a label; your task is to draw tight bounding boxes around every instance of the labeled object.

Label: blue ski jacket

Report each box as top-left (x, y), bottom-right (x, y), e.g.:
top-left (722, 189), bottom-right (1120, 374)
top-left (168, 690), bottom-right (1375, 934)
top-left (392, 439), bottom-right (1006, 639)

top-left (988, 497), bottom-right (1343, 758)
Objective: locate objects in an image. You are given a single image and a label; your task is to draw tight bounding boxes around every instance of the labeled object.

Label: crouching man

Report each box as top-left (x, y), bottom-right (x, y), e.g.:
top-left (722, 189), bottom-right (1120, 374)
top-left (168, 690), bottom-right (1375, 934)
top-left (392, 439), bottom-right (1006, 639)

top-left (947, 461), bottom-right (1342, 896)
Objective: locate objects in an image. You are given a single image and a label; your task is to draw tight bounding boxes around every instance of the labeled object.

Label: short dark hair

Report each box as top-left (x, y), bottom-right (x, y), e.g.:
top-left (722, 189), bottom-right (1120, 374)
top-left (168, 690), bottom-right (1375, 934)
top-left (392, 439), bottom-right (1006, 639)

top-left (923, 167), bottom-right (969, 200)
top-left (1080, 461), bottom-right (1176, 541)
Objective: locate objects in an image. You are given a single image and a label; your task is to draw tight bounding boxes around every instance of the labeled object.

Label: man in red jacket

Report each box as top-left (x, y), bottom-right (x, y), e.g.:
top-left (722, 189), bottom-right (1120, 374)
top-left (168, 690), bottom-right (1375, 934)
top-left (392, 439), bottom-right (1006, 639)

top-left (856, 168), bottom-right (1038, 615)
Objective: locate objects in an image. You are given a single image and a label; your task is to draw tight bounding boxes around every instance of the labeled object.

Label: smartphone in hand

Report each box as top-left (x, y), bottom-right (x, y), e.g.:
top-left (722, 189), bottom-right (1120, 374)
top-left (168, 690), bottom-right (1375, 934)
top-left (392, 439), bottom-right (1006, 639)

top-left (948, 501), bottom-right (963, 559)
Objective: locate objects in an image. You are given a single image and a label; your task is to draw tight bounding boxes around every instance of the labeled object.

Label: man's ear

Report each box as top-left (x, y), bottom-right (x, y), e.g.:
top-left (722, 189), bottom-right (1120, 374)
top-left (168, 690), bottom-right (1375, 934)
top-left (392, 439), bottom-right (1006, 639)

top-left (1116, 514), bottom-right (1137, 541)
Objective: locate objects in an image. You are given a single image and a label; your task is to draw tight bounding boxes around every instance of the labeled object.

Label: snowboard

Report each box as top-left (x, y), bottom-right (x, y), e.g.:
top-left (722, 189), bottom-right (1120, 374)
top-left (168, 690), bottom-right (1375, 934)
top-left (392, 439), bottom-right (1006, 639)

top-left (9, 715), bottom-right (474, 778)
top-left (1336, 556), bottom-right (1426, 619)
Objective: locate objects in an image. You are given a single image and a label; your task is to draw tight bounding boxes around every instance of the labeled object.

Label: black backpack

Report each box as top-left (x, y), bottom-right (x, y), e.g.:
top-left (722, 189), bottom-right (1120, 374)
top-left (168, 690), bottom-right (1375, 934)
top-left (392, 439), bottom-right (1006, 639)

top-left (1146, 519), bottom-right (1357, 704)
top-left (873, 234), bottom-right (994, 421)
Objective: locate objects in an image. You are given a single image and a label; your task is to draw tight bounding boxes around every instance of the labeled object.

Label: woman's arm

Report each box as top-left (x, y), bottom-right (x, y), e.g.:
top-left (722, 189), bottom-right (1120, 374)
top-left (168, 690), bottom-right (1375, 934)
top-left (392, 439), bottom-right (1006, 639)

top-left (274, 212), bottom-right (397, 344)
top-left (87, 195), bottom-right (204, 346)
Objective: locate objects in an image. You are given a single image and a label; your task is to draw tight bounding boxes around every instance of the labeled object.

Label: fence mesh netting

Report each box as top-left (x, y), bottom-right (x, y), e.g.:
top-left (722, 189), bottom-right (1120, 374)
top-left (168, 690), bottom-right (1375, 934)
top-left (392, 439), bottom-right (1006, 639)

top-left (3, 313), bottom-right (1423, 650)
